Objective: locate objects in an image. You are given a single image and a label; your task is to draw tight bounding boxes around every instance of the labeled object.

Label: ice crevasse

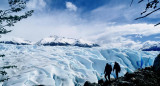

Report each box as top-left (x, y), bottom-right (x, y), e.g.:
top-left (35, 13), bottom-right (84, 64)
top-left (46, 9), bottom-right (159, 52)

top-left (0, 44), bottom-right (159, 86)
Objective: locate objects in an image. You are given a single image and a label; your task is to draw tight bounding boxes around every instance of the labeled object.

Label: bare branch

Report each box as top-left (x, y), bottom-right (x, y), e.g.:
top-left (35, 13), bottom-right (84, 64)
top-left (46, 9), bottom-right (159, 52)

top-left (130, 0), bottom-right (134, 6)
top-left (135, 7), bottom-right (160, 20)
top-left (138, 0), bottom-right (144, 3)
top-left (154, 22), bottom-right (160, 26)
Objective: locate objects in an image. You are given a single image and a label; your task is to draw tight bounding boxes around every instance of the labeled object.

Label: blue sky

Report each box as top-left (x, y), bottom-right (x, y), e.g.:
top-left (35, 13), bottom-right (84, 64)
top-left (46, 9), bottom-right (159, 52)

top-left (1, 0), bottom-right (160, 48)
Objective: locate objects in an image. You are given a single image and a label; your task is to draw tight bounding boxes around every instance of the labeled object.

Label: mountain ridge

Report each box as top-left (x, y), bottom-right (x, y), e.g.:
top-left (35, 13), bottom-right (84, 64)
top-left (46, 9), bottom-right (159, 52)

top-left (0, 36), bottom-right (100, 48)
top-left (141, 41), bottom-right (160, 51)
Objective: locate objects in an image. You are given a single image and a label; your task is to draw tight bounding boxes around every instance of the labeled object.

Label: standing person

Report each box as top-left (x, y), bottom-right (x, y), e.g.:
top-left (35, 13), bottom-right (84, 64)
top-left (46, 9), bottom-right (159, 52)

top-left (113, 62), bottom-right (121, 79)
top-left (104, 63), bottom-right (112, 82)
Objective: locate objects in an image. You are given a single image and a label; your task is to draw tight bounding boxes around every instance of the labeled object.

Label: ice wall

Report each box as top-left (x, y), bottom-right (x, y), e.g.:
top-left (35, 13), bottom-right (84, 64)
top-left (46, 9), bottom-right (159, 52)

top-left (0, 44), bottom-right (159, 86)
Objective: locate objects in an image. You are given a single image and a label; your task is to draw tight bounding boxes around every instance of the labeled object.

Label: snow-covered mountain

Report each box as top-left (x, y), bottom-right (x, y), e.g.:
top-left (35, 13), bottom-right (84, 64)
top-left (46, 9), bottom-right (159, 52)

top-left (0, 37), bottom-right (33, 45)
top-left (0, 36), bottom-right (99, 47)
top-left (141, 41), bottom-right (160, 51)
top-left (36, 35), bottom-right (99, 48)
top-left (0, 44), bottom-right (158, 86)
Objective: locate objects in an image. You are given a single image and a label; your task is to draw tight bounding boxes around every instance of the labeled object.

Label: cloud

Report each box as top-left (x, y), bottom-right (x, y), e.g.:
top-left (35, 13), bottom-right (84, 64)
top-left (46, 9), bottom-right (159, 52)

top-left (26, 0), bottom-right (46, 11)
top-left (89, 2), bottom-right (146, 24)
top-left (66, 2), bottom-right (77, 12)
top-left (5, 11), bottom-right (82, 41)
top-left (87, 23), bottom-right (160, 48)
top-left (6, 10), bottom-right (160, 48)
top-left (1, 0), bottom-right (160, 49)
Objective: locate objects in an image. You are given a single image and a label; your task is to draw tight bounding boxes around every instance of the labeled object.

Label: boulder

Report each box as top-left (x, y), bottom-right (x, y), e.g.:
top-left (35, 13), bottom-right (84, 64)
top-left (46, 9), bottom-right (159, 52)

top-left (153, 54), bottom-right (160, 71)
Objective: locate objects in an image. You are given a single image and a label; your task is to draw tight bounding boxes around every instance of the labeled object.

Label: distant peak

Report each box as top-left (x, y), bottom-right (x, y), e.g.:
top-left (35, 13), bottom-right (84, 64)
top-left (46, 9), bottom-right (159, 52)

top-left (0, 37), bottom-right (33, 45)
top-left (36, 35), bottom-right (100, 48)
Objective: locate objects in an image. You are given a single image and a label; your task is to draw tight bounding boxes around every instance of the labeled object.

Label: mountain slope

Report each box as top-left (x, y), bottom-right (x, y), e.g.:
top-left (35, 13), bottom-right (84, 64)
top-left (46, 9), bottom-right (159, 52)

top-left (36, 35), bottom-right (99, 48)
top-left (0, 36), bottom-right (99, 47)
top-left (141, 41), bottom-right (160, 51)
top-left (0, 37), bottom-right (33, 45)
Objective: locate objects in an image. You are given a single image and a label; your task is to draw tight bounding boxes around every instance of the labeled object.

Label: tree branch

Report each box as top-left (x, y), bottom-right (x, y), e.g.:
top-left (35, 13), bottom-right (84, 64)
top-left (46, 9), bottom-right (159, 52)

top-left (154, 22), bottom-right (160, 26)
top-left (135, 7), bottom-right (160, 20)
top-left (130, 0), bottom-right (134, 6)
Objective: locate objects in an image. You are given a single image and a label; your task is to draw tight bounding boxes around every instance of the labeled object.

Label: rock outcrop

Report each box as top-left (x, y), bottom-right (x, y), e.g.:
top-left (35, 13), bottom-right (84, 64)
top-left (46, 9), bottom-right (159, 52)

top-left (85, 54), bottom-right (160, 86)
top-left (84, 81), bottom-right (100, 86)
top-left (84, 66), bottom-right (160, 86)
top-left (84, 53), bottom-right (160, 86)
top-left (153, 54), bottom-right (160, 71)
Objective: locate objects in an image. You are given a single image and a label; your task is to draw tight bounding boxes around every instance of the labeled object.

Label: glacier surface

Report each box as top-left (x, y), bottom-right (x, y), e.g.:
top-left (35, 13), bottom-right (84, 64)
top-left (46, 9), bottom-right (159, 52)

top-left (0, 44), bottom-right (159, 86)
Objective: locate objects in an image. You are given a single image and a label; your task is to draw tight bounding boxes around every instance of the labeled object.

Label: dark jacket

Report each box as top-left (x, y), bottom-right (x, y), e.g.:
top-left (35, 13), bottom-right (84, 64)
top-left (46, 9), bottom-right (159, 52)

top-left (104, 63), bottom-right (112, 74)
top-left (113, 62), bottom-right (121, 72)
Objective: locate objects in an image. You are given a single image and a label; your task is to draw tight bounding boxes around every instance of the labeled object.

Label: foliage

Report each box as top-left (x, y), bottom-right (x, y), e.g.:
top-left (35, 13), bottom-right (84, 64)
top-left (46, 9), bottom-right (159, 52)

top-left (131, 0), bottom-right (160, 26)
top-left (0, 0), bottom-right (34, 34)
top-left (0, 0), bottom-right (33, 82)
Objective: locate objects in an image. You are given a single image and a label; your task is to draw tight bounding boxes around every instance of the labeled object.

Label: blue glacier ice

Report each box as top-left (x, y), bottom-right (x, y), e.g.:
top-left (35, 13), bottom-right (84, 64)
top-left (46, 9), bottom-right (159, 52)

top-left (0, 44), bottom-right (159, 86)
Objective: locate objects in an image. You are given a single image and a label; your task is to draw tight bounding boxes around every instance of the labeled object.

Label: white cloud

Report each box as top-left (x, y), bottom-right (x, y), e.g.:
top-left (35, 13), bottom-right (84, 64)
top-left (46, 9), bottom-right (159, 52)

top-left (27, 0), bottom-right (46, 11)
top-left (3, 2), bottom-right (160, 49)
top-left (6, 10), bottom-right (160, 49)
top-left (2, 0), bottom-right (160, 49)
top-left (66, 2), bottom-right (77, 12)
top-left (87, 23), bottom-right (160, 48)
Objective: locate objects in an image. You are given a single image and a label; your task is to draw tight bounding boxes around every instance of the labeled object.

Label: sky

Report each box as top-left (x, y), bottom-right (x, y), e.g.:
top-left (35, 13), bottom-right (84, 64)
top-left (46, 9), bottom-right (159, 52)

top-left (1, 0), bottom-right (160, 48)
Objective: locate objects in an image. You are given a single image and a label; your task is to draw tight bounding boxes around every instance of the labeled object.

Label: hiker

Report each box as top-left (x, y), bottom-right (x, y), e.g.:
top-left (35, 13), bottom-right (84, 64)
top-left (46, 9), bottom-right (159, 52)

top-left (113, 62), bottom-right (121, 79)
top-left (104, 63), bottom-right (112, 81)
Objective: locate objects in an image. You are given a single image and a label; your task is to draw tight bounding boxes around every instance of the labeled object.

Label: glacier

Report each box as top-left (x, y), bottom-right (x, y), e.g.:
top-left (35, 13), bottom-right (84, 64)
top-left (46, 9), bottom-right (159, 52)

top-left (0, 44), bottom-right (159, 86)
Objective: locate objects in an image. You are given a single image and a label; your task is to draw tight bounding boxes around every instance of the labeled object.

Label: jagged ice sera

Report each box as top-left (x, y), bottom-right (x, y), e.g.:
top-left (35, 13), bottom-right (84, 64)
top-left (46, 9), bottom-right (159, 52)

top-left (0, 44), bottom-right (159, 86)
